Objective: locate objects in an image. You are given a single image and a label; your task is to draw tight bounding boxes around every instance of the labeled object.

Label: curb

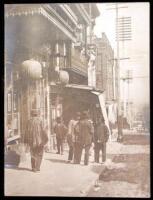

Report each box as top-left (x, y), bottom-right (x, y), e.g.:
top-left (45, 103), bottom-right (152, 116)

top-left (83, 141), bottom-right (123, 196)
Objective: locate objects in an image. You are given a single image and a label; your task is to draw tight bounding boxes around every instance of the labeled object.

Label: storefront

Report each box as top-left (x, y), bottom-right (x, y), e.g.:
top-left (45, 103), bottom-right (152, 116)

top-left (50, 83), bottom-right (111, 133)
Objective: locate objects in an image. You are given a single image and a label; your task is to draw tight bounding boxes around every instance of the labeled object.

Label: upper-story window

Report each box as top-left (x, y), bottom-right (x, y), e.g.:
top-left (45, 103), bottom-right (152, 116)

top-left (76, 24), bottom-right (86, 44)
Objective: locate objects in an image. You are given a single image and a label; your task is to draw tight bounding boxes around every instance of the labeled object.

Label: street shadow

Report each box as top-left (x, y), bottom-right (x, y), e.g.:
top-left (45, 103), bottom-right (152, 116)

top-left (5, 166), bottom-right (32, 172)
top-left (46, 158), bottom-right (67, 164)
top-left (99, 153), bottom-right (150, 186)
top-left (17, 167), bottom-right (32, 172)
top-left (45, 149), bottom-right (69, 154)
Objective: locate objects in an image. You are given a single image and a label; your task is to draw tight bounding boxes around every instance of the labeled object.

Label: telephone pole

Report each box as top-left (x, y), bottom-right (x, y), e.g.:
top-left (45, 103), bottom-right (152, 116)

top-left (107, 3), bottom-right (130, 141)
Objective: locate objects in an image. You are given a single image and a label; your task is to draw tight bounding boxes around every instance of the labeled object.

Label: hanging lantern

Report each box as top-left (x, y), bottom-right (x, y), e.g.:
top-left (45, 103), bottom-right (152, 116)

top-left (21, 59), bottom-right (42, 79)
top-left (59, 70), bottom-right (69, 85)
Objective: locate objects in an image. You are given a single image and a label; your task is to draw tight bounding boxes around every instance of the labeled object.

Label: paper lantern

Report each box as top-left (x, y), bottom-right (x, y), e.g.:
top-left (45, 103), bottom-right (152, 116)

top-left (21, 59), bottom-right (42, 79)
top-left (59, 70), bottom-right (69, 85)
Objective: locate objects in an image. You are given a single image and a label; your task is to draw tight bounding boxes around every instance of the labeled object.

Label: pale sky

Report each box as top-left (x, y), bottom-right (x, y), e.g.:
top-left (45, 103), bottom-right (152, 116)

top-left (94, 3), bottom-right (150, 106)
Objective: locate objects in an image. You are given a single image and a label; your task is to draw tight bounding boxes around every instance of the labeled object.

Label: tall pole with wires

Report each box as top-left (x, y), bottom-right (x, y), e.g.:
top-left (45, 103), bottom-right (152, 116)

top-left (107, 3), bottom-right (130, 141)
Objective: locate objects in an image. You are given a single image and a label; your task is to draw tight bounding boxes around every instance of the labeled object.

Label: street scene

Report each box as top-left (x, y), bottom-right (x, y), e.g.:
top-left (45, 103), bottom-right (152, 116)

top-left (4, 3), bottom-right (150, 198)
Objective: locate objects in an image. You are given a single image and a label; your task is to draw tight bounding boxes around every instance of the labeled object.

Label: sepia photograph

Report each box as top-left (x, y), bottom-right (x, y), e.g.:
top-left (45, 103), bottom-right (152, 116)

top-left (4, 2), bottom-right (150, 197)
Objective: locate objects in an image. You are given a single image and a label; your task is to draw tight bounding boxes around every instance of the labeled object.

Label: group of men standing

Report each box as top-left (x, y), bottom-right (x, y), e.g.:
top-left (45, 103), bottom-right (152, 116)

top-left (16, 109), bottom-right (109, 172)
top-left (54, 111), bottom-right (109, 166)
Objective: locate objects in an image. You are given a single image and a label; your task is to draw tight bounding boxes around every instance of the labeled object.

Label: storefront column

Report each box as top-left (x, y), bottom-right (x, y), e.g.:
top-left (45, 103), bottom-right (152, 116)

top-left (46, 85), bottom-right (51, 151)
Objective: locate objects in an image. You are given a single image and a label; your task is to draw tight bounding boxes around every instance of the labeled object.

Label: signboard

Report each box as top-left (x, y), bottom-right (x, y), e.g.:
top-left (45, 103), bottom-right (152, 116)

top-left (7, 92), bottom-right (12, 112)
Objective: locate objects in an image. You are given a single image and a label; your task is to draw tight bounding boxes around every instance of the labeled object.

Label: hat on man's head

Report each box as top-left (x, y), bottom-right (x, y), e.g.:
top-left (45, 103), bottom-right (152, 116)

top-left (31, 109), bottom-right (40, 116)
top-left (56, 116), bottom-right (62, 123)
top-left (81, 111), bottom-right (89, 119)
top-left (75, 112), bottom-right (81, 120)
top-left (76, 112), bottom-right (81, 117)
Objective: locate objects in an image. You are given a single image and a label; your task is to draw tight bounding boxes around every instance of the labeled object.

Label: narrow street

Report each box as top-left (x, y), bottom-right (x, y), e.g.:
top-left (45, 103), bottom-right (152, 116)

top-left (87, 132), bottom-right (150, 198)
top-left (5, 130), bottom-right (150, 197)
top-left (4, 2), bottom-right (149, 198)
top-left (5, 136), bottom-right (123, 197)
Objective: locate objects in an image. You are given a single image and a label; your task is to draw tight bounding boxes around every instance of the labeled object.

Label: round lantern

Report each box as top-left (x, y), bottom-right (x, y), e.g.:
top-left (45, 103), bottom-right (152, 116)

top-left (59, 70), bottom-right (69, 85)
top-left (21, 59), bottom-right (42, 80)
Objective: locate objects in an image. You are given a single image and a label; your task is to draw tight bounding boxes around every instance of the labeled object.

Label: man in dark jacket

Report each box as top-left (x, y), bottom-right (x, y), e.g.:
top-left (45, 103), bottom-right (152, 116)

top-left (54, 117), bottom-right (67, 155)
top-left (74, 111), bottom-right (94, 165)
top-left (67, 112), bottom-right (80, 163)
top-left (24, 109), bottom-right (48, 172)
top-left (94, 117), bottom-right (109, 163)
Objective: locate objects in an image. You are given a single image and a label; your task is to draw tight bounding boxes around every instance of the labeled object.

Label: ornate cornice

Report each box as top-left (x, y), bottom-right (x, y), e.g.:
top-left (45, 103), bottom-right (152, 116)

top-left (59, 4), bottom-right (78, 26)
top-left (76, 4), bottom-right (90, 25)
top-left (5, 4), bottom-right (76, 42)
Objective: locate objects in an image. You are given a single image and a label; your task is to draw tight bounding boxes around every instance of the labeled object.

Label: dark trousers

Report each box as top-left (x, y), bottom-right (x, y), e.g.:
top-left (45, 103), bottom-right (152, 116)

top-left (56, 138), bottom-right (64, 154)
top-left (30, 146), bottom-right (44, 170)
top-left (94, 142), bottom-right (106, 163)
top-left (74, 143), bottom-right (91, 165)
top-left (68, 145), bottom-right (74, 161)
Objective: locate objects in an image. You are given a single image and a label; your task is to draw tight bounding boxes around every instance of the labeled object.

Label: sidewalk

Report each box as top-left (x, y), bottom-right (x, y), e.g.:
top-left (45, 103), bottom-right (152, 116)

top-left (5, 140), bottom-right (123, 197)
top-left (87, 133), bottom-right (150, 197)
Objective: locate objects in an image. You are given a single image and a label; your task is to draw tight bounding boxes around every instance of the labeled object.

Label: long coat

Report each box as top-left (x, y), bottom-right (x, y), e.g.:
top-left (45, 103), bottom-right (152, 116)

top-left (74, 119), bottom-right (94, 146)
top-left (24, 117), bottom-right (48, 148)
top-left (94, 123), bottom-right (109, 143)
top-left (54, 123), bottom-right (67, 140)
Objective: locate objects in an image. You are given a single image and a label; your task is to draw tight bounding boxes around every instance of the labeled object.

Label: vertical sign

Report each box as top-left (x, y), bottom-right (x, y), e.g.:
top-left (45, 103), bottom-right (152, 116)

top-left (7, 92), bottom-right (12, 112)
top-left (13, 93), bottom-right (18, 111)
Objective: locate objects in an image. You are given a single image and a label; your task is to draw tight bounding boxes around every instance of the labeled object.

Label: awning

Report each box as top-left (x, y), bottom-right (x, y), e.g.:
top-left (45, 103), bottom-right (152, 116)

top-left (50, 84), bottom-right (111, 134)
top-left (92, 91), bottom-right (111, 135)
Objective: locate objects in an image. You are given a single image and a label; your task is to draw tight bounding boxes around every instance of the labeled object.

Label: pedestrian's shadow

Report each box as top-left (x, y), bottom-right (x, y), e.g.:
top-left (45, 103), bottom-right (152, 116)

top-left (46, 158), bottom-right (67, 164)
top-left (17, 167), bottom-right (32, 172)
top-left (5, 166), bottom-right (32, 172)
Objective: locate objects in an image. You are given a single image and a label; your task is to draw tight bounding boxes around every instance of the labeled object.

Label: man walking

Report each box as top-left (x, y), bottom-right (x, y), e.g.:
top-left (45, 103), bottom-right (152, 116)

top-left (94, 117), bottom-right (109, 163)
top-left (67, 112), bottom-right (80, 163)
top-left (54, 117), bottom-right (67, 155)
top-left (74, 111), bottom-right (94, 165)
top-left (24, 109), bottom-right (48, 172)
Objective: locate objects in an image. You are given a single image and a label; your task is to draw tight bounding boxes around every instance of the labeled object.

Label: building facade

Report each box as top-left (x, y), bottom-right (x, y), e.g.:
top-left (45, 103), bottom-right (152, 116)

top-left (93, 33), bottom-right (116, 101)
top-left (93, 33), bottom-right (118, 128)
top-left (5, 4), bottom-right (100, 147)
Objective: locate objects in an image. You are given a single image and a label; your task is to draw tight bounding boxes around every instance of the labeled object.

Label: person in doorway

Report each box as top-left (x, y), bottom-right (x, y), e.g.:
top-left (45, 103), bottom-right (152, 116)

top-left (67, 112), bottom-right (80, 163)
top-left (94, 117), bottom-right (109, 164)
top-left (24, 109), bottom-right (48, 172)
top-left (54, 117), bottom-right (67, 155)
top-left (74, 111), bottom-right (94, 165)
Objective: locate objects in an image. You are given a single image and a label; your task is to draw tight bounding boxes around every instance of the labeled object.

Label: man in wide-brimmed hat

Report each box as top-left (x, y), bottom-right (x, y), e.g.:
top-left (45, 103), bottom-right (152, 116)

top-left (94, 116), bottom-right (109, 164)
top-left (24, 109), bottom-right (48, 172)
top-left (54, 117), bottom-right (68, 155)
top-left (74, 111), bottom-right (94, 165)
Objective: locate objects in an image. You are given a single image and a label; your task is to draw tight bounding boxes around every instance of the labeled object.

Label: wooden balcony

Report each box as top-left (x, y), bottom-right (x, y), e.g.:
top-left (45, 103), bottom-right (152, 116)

top-left (70, 48), bottom-right (88, 77)
top-left (61, 47), bottom-right (88, 77)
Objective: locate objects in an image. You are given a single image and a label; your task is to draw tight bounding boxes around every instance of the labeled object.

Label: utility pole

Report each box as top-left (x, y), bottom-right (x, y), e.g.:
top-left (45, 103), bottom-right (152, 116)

top-left (107, 3), bottom-right (129, 141)
top-left (122, 70), bottom-right (133, 128)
